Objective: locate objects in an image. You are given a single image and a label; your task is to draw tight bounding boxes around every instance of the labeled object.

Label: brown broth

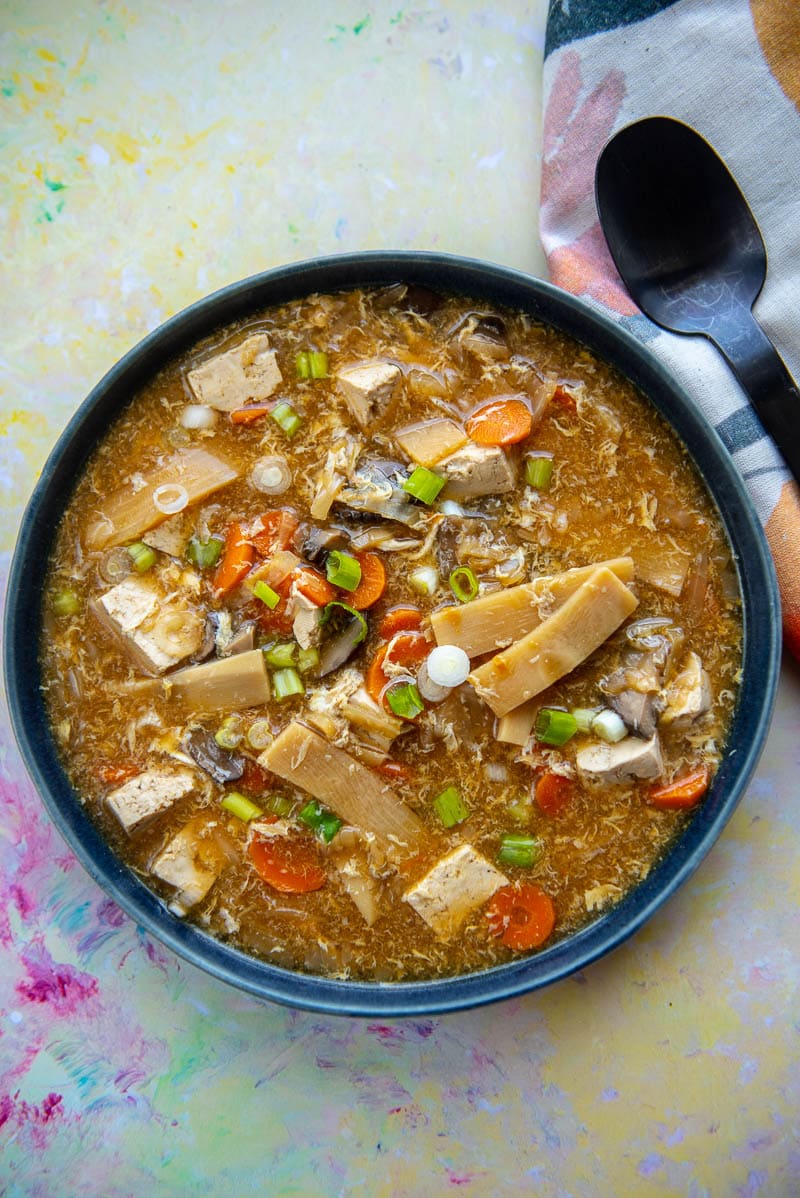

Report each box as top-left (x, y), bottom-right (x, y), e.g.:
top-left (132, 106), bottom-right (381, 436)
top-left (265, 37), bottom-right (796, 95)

top-left (40, 286), bottom-right (742, 981)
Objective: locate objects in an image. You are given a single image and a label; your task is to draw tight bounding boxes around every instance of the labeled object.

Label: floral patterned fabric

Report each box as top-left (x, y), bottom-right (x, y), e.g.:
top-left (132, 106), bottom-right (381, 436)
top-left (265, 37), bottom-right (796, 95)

top-left (541, 0), bottom-right (800, 658)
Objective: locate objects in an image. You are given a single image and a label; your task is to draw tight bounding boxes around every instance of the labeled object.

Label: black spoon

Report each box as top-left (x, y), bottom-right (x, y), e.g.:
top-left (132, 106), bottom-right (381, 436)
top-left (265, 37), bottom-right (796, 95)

top-left (595, 115), bottom-right (800, 484)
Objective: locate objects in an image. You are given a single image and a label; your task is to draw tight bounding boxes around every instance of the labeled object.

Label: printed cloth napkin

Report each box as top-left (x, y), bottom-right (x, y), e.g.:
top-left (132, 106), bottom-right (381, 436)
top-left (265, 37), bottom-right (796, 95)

top-left (540, 0), bottom-right (800, 660)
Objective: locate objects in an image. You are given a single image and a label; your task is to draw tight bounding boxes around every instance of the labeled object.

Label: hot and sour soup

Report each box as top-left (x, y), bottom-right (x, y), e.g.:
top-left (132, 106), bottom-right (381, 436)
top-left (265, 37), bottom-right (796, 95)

top-left (41, 285), bottom-right (742, 981)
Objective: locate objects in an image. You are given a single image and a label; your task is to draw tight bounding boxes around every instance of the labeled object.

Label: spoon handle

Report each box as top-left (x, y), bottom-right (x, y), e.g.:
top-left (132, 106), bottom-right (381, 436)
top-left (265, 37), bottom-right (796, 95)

top-left (711, 310), bottom-right (800, 486)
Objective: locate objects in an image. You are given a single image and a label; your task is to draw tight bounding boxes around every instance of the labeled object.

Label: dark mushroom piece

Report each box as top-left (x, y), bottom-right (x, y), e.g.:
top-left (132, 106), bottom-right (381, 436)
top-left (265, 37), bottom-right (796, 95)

top-left (301, 525), bottom-right (351, 568)
top-left (185, 728), bottom-right (245, 784)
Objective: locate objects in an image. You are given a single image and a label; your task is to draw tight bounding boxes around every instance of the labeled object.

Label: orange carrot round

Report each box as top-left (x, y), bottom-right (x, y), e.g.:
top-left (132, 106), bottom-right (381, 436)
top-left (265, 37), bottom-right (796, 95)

top-left (350, 552), bottom-right (386, 609)
top-left (213, 522), bottom-right (255, 598)
top-left (365, 631), bottom-right (431, 703)
top-left (648, 765), bottom-right (710, 810)
top-left (486, 883), bottom-right (556, 951)
top-left (465, 398), bottom-right (532, 446)
top-left (534, 771), bottom-right (574, 818)
top-left (292, 566), bottom-right (337, 608)
top-left (378, 605), bottom-right (422, 638)
top-left (249, 831), bottom-right (326, 894)
top-left (229, 404), bottom-right (272, 425)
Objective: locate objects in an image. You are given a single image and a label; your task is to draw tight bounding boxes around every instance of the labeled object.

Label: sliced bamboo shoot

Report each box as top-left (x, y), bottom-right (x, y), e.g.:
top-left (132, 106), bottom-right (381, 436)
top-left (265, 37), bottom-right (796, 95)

top-left (260, 722), bottom-right (424, 850)
top-left (393, 418), bottom-right (468, 467)
top-left (431, 556), bottom-right (634, 658)
top-left (468, 567), bottom-right (639, 717)
top-left (496, 700), bottom-right (537, 746)
top-left (86, 449), bottom-right (238, 550)
top-left (161, 649), bottom-right (270, 712)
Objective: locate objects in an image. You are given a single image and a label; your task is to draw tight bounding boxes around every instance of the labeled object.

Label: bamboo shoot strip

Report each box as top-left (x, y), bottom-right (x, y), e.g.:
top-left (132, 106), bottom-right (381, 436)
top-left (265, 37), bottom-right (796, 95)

top-left (162, 649), bottom-right (271, 712)
top-left (496, 700), bottom-right (538, 746)
top-left (431, 556), bottom-right (634, 659)
top-left (260, 722), bottom-right (425, 850)
top-left (469, 567), bottom-right (639, 717)
top-left (86, 448), bottom-right (239, 550)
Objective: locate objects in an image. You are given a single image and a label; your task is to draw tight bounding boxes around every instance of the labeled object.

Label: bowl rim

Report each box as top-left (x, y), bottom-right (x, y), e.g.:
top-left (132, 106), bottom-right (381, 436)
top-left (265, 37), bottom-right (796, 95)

top-left (3, 249), bottom-right (781, 1016)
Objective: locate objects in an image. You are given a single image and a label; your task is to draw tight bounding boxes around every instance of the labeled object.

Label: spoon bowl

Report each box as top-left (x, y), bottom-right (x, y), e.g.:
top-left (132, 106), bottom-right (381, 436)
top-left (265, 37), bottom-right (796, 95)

top-left (595, 116), bottom-right (800, 482)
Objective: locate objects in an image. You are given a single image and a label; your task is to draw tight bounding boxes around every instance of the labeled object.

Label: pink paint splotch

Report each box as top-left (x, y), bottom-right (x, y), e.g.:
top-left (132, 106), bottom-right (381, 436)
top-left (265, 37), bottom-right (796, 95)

top-left (0, 1090), bottom-right (65, 1153)
top-left (15, 937), bottom-right (99, 1016)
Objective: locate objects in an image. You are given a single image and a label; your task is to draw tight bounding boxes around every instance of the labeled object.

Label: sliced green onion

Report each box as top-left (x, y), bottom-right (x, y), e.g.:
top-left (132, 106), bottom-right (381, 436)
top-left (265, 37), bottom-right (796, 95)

top-left (498, 834), bottom-right (543, 869)
top-left (127, 541), bottom-right (156, 573)
top-left (386, 680), bottom-right (425, 720)
top-left (252, 580), bottom-right (280, 609)
top-left (269, 793), bottom-right (295, 817)
top-left (591, 708), bottom-right (627, 743)
top-left (215, 714), bottom-right (244, 750)
top-left (272, 667), bottom-right (304, 701)
top-left (409, 566), bottom-right (439, 597)
top-left (51, 589), bottom-right (80, 617)
top-left (572, 706), bottom-right (600, 734)
top-left (402, 465), bottom-right (445, 504)
top-left (507, 800), bottom-right (532, 823)
top-left (221, 791), bottom-right (263, 822)
top-left (426, 645), bottom-right (470, 688)
top-left (535, 707), bottom-right (578, 747)
top-left (449, 566), bottom-right (479, 604)
top-left (325, 550), bottom-right (362, 591)
top-left (186, 535), bottom-right (224, 570)
top-left (321, 601), bottom-right (368, 645)
top-left (525, 452), bottom-right (554, 490)
top-left (296, 350), bottom-right (328, 379)
top-left (297, 646), bottom-right (319, 673)
top-left (270, 401), bottom-right (302, 437)
top-left (263, 641), bottom-right (297, 669)
top-left (246, 719), bottom-right (273, 751)
top-left (433, 785), bottom-right (469, 828)
top-left (298, 799), bottom-right (342, 843)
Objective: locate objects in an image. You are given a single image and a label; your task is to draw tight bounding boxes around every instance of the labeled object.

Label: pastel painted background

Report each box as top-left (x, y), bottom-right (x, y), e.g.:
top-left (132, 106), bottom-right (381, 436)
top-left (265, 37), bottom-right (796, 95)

top-left (1, 3), bottom-right (798, 1195)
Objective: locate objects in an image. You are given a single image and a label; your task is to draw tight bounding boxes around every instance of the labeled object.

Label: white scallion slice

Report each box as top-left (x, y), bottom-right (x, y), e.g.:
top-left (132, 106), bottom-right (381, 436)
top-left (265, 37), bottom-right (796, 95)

top-left (251, 455), bottom-right (292, 495)
top-left (153, 483), bottom-right (189, 515)
top-left (408, 565), bottom-right (439, 597)
top-left (426, 644), bottom-right (470, 688)
top-left (180, 404), bottom-right (218, 430)
top-left (591, 709), bottom-right (627, 743)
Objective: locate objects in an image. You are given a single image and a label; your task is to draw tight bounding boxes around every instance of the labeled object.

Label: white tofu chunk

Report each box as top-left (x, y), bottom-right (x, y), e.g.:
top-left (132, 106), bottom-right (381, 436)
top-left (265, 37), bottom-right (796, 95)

top-left (336, 360), bottom-right (401, 428)
top-left (150, 818), bottom-right (227, 915)
top-left (142, 513), bottom-right (188, 557)
top-left (576, 733), bottom-right (664, 784)
top-left (106, 767), bottom-right (197, 833)
top-left (186, 333), bottom-right (282, 413)
top-left (660, 651), bottom-right (712, 728)
top-left (403, 844), bottom-right (508, 941)
top-left (290, 588), bottom-right (325, 650)
top-left (438, 442), bottom-right (515, 499)
top-left (91, 577), bottom-right (202, 675)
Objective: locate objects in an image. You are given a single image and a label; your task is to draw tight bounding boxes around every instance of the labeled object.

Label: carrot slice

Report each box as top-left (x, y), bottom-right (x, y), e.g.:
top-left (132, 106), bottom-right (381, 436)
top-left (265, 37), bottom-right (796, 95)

top-left (378, 606), bottom-right (423, 639)
top-left (365, 631), bottom-right (432, 703)
top-left (293, 565), bottom-right (337, 607)
top-left (534, 771), bottom-right (574, 818)
top-left (486, 883), bottom-right (556, 951)
top-left (229, 404), bottom-right (272, 425)
top-left (465, 398), bottom-right (532, 446)
top-left (97, 763), bottom-right (140, 787)
top-left (376, 759), bottom-right (413, 782)
top-left (249, 832), bottom-right (326, 894)
top-left (250, 509), bottom-right (299, 556)
top-left (648, 765), bottom-right (710, 810)
top-left (350, 552), bottom-right (386, 610)
top-left (213, 522), bottom-right (255, 598)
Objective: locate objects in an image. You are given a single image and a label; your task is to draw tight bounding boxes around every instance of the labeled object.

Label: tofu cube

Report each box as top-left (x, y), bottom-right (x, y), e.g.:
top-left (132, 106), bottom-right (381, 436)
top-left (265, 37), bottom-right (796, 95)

top-left (403, 843), bottom-right (508, 941)
top-left (106, 767), bottom-right (197, 833)
top-left (438, 442), bottom-right (515, 499)
top-left (576, 733), bottom-right (664, 784)
top-left (150, 818), bottom-right (227, 915)
top-left (91, 577), bottom-right (201, 675)
top-left (187, 333), bottom-right (282, 413)
top-left (336, 360), bottom-right (401, 428)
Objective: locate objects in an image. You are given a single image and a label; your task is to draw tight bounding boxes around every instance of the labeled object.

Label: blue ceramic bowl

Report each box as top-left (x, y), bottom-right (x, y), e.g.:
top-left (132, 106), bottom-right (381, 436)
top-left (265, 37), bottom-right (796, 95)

top-left (3, 252), bottom-right (780, 1016)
